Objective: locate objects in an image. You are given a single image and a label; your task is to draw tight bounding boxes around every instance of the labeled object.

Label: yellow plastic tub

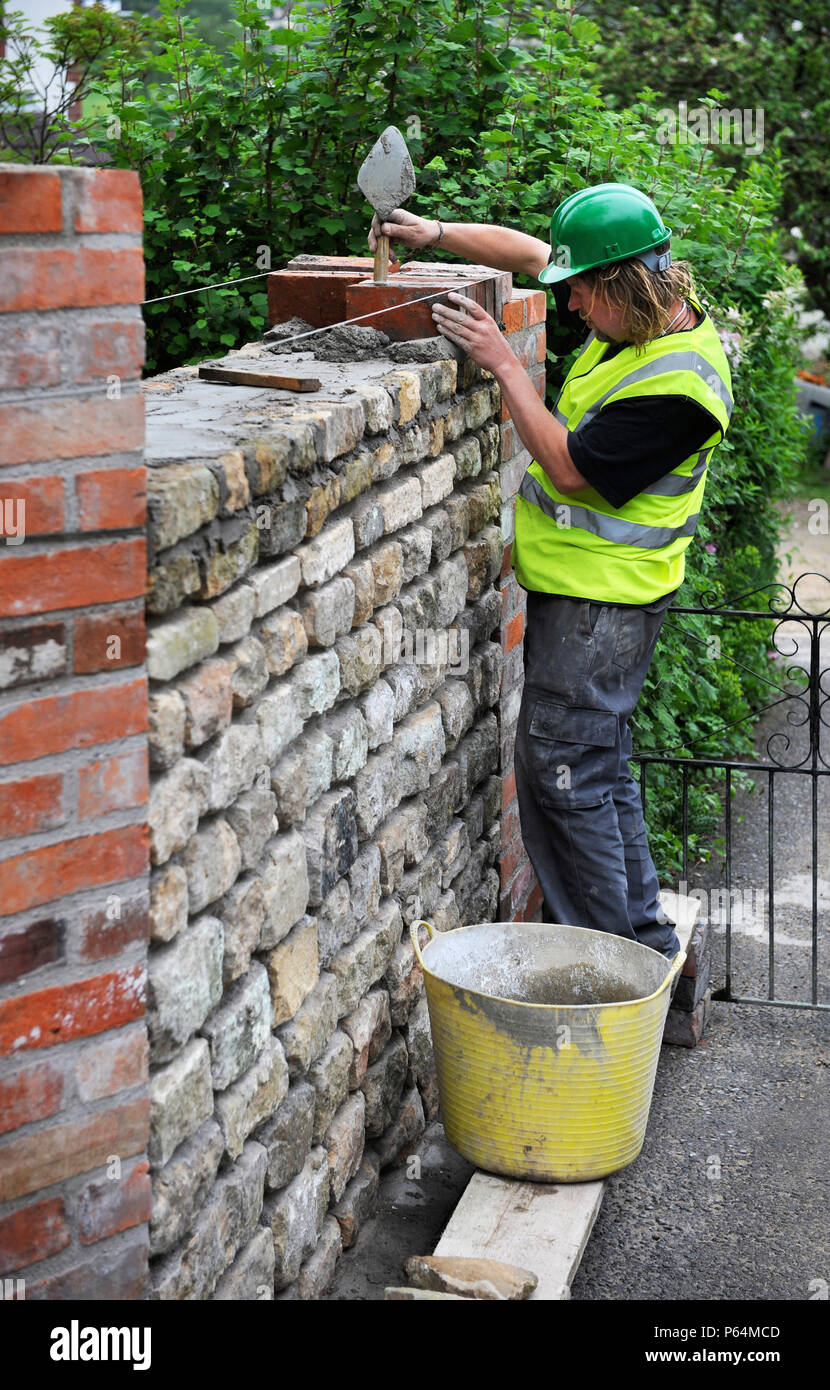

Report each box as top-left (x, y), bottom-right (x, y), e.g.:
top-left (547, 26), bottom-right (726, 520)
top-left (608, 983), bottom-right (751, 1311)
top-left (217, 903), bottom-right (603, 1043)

top-left (411, 919), bottom-right (685, 1182)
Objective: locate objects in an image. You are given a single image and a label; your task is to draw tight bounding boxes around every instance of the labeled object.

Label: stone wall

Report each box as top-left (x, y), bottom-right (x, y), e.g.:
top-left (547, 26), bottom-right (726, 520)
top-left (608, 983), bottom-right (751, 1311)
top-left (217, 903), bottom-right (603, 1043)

top-left (142, 313), bottom-right (536, 1298)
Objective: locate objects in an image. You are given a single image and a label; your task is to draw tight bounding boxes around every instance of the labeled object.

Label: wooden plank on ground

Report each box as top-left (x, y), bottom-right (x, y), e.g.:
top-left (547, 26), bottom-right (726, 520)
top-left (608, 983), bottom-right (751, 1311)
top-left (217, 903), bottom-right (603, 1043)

top-left (431, 893), bottom-right (702, 1300)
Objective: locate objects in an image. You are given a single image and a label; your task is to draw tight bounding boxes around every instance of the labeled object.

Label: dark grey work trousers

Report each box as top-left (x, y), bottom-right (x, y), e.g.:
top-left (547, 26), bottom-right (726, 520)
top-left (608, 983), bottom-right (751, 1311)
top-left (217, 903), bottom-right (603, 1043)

top-left (514, 588), bottom-right (681, 959)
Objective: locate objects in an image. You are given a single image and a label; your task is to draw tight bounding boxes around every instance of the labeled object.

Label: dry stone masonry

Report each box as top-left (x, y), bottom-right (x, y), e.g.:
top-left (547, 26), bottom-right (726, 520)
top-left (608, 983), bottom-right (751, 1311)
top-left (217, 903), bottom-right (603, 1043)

top-left (143, 338), bottom-right (515, 1299)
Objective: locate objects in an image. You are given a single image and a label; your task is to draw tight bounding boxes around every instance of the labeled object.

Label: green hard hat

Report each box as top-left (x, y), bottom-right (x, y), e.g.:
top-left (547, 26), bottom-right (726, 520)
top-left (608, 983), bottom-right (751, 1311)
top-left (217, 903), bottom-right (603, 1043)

top-left (538, 182), bottom-right (672, 284)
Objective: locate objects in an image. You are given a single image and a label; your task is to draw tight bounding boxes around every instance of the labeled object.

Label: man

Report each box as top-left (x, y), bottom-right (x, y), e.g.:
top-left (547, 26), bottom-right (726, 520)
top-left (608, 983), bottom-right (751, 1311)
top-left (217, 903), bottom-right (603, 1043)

top-left (368, 182), bottom-right (733, 959)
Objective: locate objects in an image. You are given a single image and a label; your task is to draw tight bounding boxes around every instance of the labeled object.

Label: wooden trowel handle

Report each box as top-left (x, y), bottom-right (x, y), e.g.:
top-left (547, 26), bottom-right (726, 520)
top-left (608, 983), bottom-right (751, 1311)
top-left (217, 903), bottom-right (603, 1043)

top-left (374, 232), bottom-right (390, 284)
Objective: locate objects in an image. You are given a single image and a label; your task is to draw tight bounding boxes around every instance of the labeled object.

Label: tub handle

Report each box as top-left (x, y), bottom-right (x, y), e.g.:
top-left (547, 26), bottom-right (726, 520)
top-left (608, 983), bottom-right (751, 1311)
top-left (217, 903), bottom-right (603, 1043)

top-left (410, 919), bottom-right (434, 967)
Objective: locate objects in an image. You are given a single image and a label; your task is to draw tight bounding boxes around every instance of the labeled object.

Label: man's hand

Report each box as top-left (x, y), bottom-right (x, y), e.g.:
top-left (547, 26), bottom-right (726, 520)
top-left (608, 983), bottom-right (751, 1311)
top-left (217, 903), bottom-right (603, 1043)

top-left (368, 207), bottom-right (439, 254)
top-left (431, 291), bottom-right (514, 376)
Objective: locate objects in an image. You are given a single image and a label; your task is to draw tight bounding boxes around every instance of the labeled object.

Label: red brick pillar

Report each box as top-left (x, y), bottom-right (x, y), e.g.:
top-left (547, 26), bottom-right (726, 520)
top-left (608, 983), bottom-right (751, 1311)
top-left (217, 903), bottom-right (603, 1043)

top-left (0, 166), bottom-right (151, 1298)
top-left (497, 287), bottom-right (547, 923)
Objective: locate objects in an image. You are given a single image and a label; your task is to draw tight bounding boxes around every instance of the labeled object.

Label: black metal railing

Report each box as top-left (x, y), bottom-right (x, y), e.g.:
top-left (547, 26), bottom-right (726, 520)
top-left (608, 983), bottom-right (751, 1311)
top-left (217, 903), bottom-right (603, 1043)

top-left (633, 573), bottom-right (829, 1011)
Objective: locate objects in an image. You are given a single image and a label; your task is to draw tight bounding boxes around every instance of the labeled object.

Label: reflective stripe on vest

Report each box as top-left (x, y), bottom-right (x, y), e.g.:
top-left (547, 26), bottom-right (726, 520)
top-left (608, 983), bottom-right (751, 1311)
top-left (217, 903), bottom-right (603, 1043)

top-left (567, 350), bottom-right (734, 431)
top-left (519, 470), bottom-right (700, 549)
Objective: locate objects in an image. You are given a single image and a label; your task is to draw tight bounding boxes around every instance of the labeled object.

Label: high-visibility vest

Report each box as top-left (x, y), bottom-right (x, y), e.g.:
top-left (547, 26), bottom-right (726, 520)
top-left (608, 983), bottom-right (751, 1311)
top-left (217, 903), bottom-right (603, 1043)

top-left (511, 295), bottom-right (733, 603)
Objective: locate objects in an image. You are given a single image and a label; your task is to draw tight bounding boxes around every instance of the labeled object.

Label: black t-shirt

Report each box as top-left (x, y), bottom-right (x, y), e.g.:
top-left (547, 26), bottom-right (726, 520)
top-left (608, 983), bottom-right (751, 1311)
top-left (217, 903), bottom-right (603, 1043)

top-left (547, 274), bottom-right (721, 509)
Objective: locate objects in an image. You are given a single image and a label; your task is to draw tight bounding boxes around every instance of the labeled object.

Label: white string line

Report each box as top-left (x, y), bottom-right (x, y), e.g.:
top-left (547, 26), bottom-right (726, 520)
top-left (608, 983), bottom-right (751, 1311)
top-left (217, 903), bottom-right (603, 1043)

top-left (143, 270), bottom-right (494, 349)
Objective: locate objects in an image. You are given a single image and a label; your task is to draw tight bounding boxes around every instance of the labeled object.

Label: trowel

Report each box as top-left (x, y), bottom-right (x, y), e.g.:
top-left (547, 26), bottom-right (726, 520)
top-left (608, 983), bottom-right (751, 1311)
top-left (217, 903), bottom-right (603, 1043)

top-left (357, 125), bottom-right (416, 285)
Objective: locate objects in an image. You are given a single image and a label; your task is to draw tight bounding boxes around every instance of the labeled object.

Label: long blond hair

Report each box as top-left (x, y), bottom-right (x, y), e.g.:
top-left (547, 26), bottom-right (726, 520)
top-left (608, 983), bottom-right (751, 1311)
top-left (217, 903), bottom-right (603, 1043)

top-left (578, 243), bottom-right (696, 350)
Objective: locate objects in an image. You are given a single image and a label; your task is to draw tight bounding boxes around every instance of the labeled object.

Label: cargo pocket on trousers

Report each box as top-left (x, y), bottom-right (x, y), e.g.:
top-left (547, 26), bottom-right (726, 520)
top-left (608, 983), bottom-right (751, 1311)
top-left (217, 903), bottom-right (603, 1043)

top-left (526, 699), bottom-right (619, 809)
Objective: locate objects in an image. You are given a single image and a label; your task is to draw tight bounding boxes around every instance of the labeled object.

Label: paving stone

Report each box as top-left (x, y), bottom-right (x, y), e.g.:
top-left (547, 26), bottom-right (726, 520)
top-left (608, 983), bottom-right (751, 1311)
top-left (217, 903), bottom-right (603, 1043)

top-left (394, 702), bottom-right (446, 797)
top-left (323, 1093), bottom-right (366, 1203)
top-left (374, 1083), bottom-right (425, 1169)
top-left (258, 606), bottom-right (308, 675)
top-left (183, 818), bottom-right (242, 913)
top-left (342, 988), bottom-right (392, 1089)
top-left (147, 606), bottom-right (219, 682)
top-left (315, 878), bottom-right (356, 968)
top-left (294, 516), bottom-right (355, 588)
top-left (350, 492), bottom-right (384, 549)
top-left (368, 539), bottom-right (403, 606)
top-left (227, 634), bottom-right (269, 709)
top-left (342, 556), bottom-right (375, 625)
top-left (335, 624), bottom-right (384, 697)
top-left (226, 787), bottom-right (278, 873)
top-left (331, 1150), bottom-right (380, 1248)
top-left (200, 723), bottom-right (264, 812)
top-left (302, 787), bottom-right (358, 907)
top-left (257, 1081), bottom-right (316, 1192)
top-left (298, 575), bottom-right (355, 647)
top-left (352, 744), bottom-right (402, 838)
top-left (384, 1287), bottom-right (466, 1300)
top-left (403, 995), bottom-right (440, 1120)
top-left (149, 863), bottom-right (188, 943)
top-left (405, 1254), bottom-right (538, 1301)
top-left (259, 829), bottom-right (310, 949)
top-left (329, 898), bottom-right (402, 1019)
top-left (396, 522), bottom-right (433, 583)
top-left (266, 914), bottom-right (319, 1026)
top-left (355, 384), bottom-right (395, 434)
top-left (202, 960), bottom-right (271, 1091)
top-left (149, 757), bottom-right (210, 866)
top-left (210, 583), bottom-right (257, 645)
top-left (246, 555), bottom-right (302, 616)
top-left (212, 1226), bottom-right (275, 1301)
top-left (262, 1146), bottom-right (330, 1291)
top-left (150, 1118), bottom-right (224, 1257)
top-left (256, 682), bottom-right (305, 764)
top-left (384, 929), bottom-right (426, 1027)
top-left (372, 603), bottom-right (403, 672)
top-left (146, 548), bottom-right (202, 615)
top-left (292, 649), bottom-right (341, 719)
top-left (347, 843), bottom-right (381, 931)
top-left (147, 915), bottom-right (224, 1065)
top-left (147, 463), bottom-right (219, 552)
top-left (376, 475), bottom-right (422, 534)
top-left (151, 1142), bottom-right (267, 1300)
top-left (358, 680), bottom-right (395, 750)
top-left (361, 1034), bottom-right (408, 1140)
top-left (218, 874), bottom-right (266, 984)
top-left (277, 971), bottom-right (339, 1079)
top-left (415, 453), bottom-right (455, 508)
top-left (325, 704), bottom-right (369, 784)
top-left (149, 1037), bottom-right (214, 1168)
top-left (308, 1029), bottom-right (353, 1145)
top-left (215, 1035), bottom-right (290, 1160)
top-left (148, 689), bottom-right (186, 771)
top-left (398, 851), bottom-right (443, 929)
top-left (437, 679), bottom-right (475, 751)
top-left (286, 1214), bottom-right (342, 1301)
top-left (178, 659), bottom-right (234, 748)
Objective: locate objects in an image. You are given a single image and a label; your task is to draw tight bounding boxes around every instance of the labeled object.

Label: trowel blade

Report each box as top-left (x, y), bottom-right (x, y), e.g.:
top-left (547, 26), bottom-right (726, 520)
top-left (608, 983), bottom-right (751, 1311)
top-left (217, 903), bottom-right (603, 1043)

top-left (357, 125), bottom-right (416, 219)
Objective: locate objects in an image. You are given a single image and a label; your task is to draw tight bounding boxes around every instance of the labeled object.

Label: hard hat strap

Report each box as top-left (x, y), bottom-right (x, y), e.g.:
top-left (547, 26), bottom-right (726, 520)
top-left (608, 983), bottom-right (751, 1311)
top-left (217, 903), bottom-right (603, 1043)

top-left (636, 246), bottom-right (672, 273)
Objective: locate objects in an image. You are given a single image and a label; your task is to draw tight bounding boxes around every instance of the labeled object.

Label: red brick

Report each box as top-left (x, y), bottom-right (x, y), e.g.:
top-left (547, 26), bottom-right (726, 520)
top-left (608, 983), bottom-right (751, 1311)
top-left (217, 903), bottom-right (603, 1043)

top-left (0, 476), bottom-right (65, 537)
top-left (0, 323), bottom-right (61, 391)
top-left (500, 419), bottom-right (518, 462)
top-left (525, 290), bottom-right (548, 326)
top-left (536, 326), bottom-right (547, 363)
top-left (509, 857), bottom-right (536, 914)
top-left (75, 1028), bottom-right (148, 1102)
top-left (0, 1197), bottom-right (70, 1273)
top-left (0, 1060), bottom-right (64, 1135)
top-left (78, 1160), bottom-right (151, 1245)
top-left (78, 747), bottom-right (148, 821)
top-left (24, 1233), bottom-right (148, 1300)
top-left (525, 881), bottom-right (544, 919)
top-left (0, 675), bottom-right (146, 762)
top-left (502, 297), bottom-right (525, 334)
top-left (0, 962), bottom-right (145, 1056)
top-left (0, 919), bottom-right (65, 987)
top-left (499, 838), bottom-right (523, 887)
top-left (0, 773), bottom-right (64, 838)
top-left (0, 535), bottom-right (146, 618)
top-left (78, 893), bottom-right (149, 964)
top-left (268, 268), bottom-right (372, 330)
top-left (0, 824), bottom-right (148, 918)
top-left (73, 608), bottom-right (145, 674)
top-left (0, 170), bottom-right (63, 234)
top-left (500, 539), bottom-right (514, 579)
top-left (501, 798), bottom-right (521, 846)
top-left (73, 320), bottom-right (146, 383)
top-left (0, 392), bottom-right (144, 468)
top-left (347, 275), bottom-right (495, 342)
top-left (0, 622), bottom-right (67, 690)
top-left (0, 245), bottom-right (145, 315)
top-left (503, 611), bottom-right (523, 654)
top-left (73, 168), bottom-right (143, 234)
top-left (76, 466), bottom-right (146, 531)
top-left (0, 1098), bottom-right (149, 1203)
top-left (502, 768), bottom-right (516, 807)
top-left (530, 365), bottom-right (546, 400)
